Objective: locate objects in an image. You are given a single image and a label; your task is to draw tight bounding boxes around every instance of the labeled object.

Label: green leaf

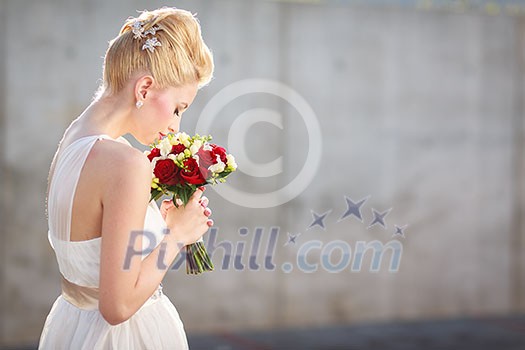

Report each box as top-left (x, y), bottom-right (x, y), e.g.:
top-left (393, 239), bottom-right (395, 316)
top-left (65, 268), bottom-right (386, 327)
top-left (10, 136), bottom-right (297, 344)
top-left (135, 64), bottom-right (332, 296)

top-left (150, 189), bottom-right (163, 202)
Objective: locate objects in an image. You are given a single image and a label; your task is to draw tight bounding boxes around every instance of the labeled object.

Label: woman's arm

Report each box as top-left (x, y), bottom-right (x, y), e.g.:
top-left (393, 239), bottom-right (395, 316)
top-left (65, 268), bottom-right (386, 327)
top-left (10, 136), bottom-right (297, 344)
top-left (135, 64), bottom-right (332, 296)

top-left (96, 143), bottom-right (208, 325)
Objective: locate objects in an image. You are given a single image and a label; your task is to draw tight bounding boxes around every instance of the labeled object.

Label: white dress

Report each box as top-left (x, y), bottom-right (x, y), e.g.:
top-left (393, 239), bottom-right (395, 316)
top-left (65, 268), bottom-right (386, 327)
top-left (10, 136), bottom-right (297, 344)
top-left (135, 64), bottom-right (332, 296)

top-left (38, 134), bottom-right (189, 349)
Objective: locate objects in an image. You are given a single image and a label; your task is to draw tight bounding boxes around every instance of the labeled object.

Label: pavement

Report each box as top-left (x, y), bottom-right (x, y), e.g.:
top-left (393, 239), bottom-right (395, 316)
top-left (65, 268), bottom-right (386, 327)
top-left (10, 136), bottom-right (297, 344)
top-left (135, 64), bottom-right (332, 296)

top-left (4, 315), bottom-right (525, 350)
top-left (186, 315), bottom-right (525, 350)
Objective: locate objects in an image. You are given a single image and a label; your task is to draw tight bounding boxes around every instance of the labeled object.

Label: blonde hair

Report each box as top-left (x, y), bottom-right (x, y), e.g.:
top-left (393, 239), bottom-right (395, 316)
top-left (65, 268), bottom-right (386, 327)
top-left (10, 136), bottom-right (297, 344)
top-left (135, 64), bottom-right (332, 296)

top-left (99, 7), bottom-right (214, 96)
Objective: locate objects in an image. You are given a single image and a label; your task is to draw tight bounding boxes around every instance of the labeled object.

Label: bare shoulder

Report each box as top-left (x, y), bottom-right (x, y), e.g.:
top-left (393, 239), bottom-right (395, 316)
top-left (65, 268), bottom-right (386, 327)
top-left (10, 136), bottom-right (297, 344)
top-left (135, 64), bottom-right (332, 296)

top-left (90, 138), bottom-right (151, 181)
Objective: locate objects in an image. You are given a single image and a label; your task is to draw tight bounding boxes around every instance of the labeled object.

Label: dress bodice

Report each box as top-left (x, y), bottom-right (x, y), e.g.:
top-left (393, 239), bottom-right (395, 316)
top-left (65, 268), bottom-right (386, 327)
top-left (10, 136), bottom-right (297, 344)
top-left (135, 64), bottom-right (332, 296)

top-left (46, 134), bottom-right (166, 287)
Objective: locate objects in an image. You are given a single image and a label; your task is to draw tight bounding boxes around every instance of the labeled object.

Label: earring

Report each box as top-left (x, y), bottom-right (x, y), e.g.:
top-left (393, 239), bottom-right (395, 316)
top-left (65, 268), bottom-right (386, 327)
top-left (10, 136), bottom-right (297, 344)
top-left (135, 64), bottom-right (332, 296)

top-left (136, 101), bottom-right (144, 109)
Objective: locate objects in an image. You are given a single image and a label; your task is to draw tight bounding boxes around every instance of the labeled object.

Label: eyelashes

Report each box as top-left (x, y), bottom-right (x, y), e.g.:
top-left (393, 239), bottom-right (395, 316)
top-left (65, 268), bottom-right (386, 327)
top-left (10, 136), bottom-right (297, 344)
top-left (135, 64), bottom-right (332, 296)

top-left (174, 108), bottom-right (180, 117)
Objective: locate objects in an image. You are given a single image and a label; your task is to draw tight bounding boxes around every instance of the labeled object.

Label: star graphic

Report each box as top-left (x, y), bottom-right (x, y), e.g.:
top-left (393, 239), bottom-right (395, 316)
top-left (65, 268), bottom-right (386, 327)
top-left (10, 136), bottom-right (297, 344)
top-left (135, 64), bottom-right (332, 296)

top-left (393, 224), bottom-right (407, 238)
top-left (284, 232), bottom-right (301, 246)
top-left (308, 210), bottom-right (331, 230)
top-left (367, 208), bottom-right (392, 229)
top-left (339, 195), bottom-right (370, 222)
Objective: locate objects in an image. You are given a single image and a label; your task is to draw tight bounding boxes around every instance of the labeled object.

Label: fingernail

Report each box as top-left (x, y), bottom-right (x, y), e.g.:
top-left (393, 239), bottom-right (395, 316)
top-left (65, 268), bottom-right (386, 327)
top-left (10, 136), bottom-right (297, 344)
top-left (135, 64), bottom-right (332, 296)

top-left (199, 186), bottom-right (206, 191)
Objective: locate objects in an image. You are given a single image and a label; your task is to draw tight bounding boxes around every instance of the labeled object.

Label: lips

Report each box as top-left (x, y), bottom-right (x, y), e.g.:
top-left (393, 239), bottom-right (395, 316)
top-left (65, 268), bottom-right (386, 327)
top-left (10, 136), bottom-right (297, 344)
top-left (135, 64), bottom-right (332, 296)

top-left (158, 132), bottom-right (166, 139)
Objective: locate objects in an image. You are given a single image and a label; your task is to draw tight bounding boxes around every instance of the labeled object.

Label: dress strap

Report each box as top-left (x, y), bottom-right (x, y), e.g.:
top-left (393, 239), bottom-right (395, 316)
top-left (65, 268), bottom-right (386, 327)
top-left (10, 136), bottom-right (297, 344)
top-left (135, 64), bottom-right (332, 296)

top-left (47, 135), bottom-right (113, 237)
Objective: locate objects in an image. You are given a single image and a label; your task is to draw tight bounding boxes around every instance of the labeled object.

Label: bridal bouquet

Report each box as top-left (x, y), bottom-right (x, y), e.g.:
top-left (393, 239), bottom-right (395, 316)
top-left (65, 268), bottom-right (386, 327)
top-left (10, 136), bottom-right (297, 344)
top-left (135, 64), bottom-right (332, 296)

top-left (145, 132), bottom-right (237, 274)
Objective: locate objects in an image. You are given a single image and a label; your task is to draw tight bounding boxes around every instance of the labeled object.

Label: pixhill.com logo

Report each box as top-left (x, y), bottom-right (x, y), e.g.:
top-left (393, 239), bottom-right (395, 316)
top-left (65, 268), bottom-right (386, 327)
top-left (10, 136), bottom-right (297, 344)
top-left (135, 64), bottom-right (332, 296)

top-left (122, 194), bottom-right (407, 274)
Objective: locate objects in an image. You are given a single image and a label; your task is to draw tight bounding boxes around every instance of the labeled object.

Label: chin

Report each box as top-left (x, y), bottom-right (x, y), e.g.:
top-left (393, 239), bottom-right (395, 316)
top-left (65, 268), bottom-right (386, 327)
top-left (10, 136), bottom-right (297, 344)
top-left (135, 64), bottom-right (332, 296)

top-left (134, 131), bottom-right (163, 146)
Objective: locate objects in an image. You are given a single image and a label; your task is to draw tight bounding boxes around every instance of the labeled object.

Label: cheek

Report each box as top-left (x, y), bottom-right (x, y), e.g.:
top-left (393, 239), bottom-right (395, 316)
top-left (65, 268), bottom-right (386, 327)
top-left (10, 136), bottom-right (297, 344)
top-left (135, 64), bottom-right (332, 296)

top-left (155, 98), bottom-right (173, 118)
top-left (149, 98), bottom-right (174, 125)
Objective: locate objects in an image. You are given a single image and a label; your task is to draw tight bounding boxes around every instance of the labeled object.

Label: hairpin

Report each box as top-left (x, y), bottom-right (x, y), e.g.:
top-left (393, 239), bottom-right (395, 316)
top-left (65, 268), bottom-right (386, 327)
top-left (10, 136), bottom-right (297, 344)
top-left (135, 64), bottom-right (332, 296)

top-left (144, 25), bottom-right (161, 36)
top-left (132, 20), bottom-right (146, 39)
top-left (131, 20), bottom-right (163, 52)
top-left (142, 37), bottom-right (162, 52)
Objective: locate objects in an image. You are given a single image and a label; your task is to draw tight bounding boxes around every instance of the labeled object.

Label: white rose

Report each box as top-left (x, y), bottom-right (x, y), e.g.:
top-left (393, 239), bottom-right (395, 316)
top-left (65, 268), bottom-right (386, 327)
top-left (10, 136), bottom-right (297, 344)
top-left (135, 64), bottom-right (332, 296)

top-left (209, 155), bottom-right (226, 173)
top-left (179, 132), bottom-right (190, 147)
top-left (226, 154), bottom-right (237, 170)
top-left (158, 138), bottom-right (172, 157)
top-left (190, 140), bottom-right (202, 155)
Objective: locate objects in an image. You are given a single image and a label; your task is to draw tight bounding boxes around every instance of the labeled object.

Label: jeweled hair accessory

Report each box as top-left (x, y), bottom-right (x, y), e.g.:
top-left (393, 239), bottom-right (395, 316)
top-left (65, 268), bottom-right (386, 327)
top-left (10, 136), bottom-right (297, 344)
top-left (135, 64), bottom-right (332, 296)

top-left (131, 20), bottom-right (162, 52)
top-left (142, 37), bottom-right (161, 52)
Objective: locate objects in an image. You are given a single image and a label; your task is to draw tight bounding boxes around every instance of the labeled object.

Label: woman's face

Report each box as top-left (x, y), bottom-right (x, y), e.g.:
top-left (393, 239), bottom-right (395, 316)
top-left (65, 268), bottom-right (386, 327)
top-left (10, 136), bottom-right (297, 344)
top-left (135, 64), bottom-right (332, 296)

top-left (134, 81), bottom-right (199, 144)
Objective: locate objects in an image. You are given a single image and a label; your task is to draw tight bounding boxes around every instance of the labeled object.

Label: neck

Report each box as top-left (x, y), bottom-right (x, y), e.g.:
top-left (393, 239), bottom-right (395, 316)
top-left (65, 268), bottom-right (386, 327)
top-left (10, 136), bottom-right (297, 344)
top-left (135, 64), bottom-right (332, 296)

top-left (76, 89), bottom-right (134, 140)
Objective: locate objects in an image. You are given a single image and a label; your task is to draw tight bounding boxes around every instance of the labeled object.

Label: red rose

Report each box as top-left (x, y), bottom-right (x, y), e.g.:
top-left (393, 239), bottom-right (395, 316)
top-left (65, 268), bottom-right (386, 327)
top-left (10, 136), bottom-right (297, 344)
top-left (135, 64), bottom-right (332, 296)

top-left (180, 157), bottom-right (206, 185)
top-left (171, 144), bottom-right (186, 155)
top-left (154, 159), bottom-right (181, 186)
top-left (211, 144), bottom-right (227, 163)
top-left (147, 147), bottom-right (161, 161)
top-left (196, 148), bottom-right (215, 168)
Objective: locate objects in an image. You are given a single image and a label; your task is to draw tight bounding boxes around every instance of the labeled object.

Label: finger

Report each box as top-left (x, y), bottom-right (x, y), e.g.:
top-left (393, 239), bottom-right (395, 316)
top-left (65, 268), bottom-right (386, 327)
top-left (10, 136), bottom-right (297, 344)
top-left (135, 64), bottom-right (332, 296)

top-left (175, 198), bottom-right (184, 206)
top-left (204, 208), bottom-right (212, 217)
top-left (162, 199), bottom-right (174, 209)
top-left (199, 196), bottom-right (209, 208)
top-left (189, 188), bottom-right (204, 202)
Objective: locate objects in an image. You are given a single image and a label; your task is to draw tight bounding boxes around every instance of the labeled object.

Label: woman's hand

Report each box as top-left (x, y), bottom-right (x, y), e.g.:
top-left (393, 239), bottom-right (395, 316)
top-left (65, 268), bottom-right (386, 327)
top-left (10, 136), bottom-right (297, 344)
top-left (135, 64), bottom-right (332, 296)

top-left (160, 192), bottom-right (212, 221)
top-left (163, 187), bottom-right (213, 246)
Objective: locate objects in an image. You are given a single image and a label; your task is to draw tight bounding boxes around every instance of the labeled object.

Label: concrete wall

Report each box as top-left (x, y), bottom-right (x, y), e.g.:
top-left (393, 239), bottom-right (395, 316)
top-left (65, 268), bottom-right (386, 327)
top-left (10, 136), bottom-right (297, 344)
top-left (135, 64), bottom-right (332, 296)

top-left (1, 0), bottom-right (525, 346)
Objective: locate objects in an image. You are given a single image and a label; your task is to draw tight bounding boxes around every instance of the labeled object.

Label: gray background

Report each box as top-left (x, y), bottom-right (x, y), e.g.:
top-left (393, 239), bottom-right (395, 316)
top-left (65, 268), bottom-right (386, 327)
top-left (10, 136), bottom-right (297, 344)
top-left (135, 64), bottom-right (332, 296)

top-left (1, 0), bottom-right (525, 347)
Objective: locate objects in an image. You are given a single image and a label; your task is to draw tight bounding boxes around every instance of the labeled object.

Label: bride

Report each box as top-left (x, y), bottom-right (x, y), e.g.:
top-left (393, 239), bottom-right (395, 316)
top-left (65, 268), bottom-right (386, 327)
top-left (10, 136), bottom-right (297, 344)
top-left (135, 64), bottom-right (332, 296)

top-left (38, 7), bottom-right (214, 349)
